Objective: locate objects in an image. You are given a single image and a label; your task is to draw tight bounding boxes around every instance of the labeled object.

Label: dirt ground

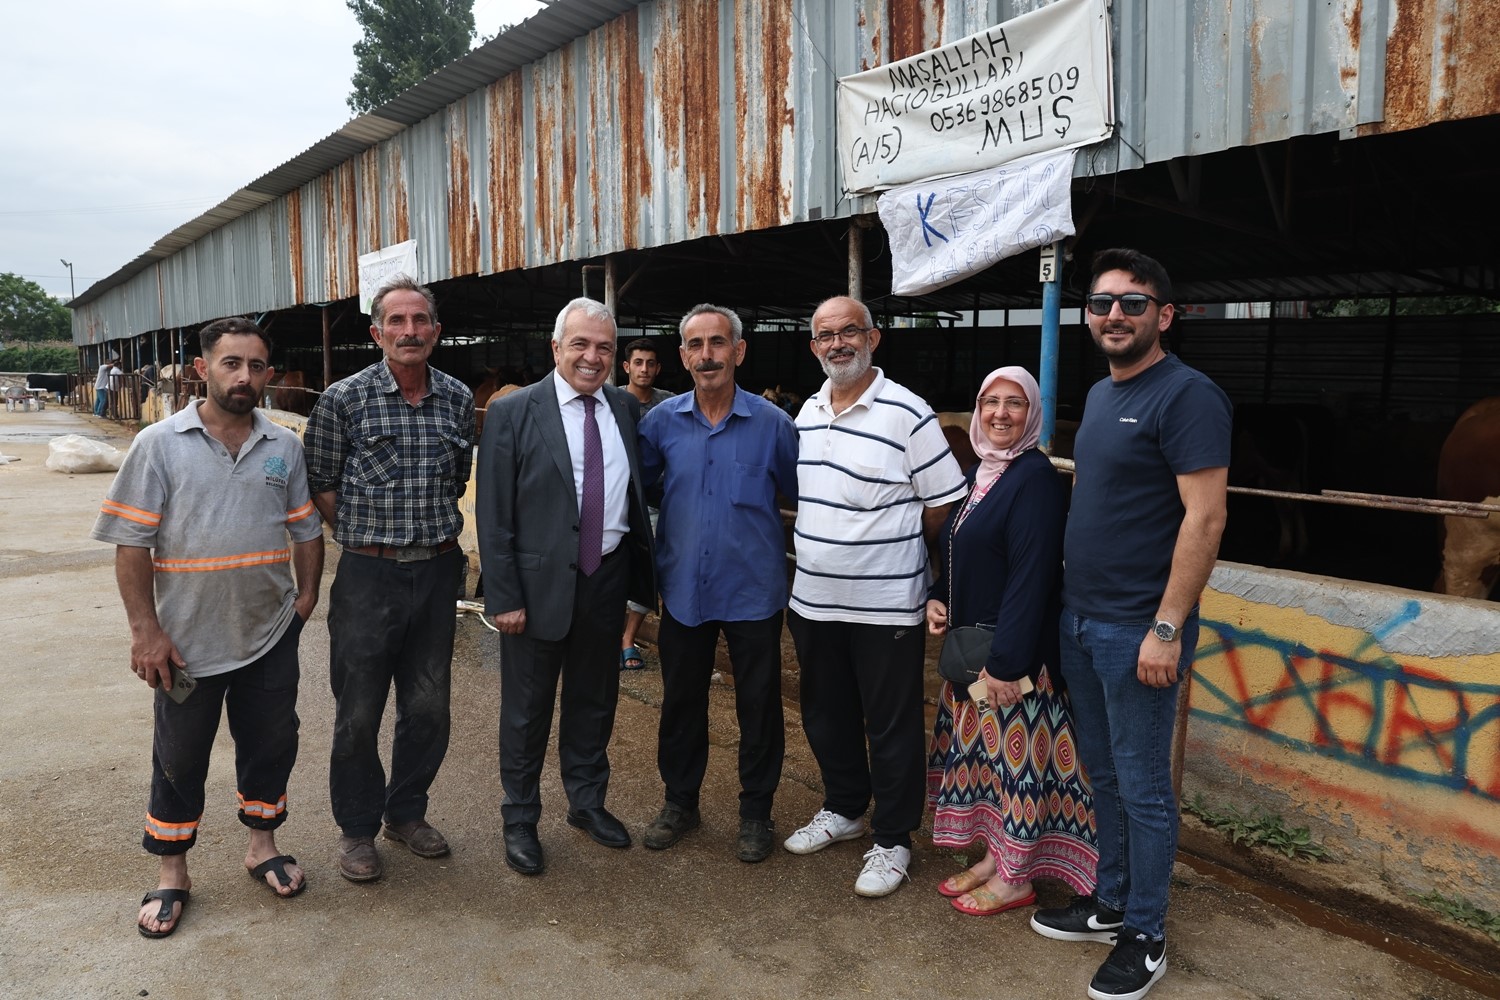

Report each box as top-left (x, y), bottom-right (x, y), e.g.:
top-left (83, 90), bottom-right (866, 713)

top-left (0, 407), bottom-right (1492, 1000)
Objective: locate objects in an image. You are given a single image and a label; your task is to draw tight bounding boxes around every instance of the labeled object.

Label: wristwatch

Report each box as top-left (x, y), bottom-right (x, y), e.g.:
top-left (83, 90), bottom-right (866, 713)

top-left (1152, 619), bottom-right (1179, 642)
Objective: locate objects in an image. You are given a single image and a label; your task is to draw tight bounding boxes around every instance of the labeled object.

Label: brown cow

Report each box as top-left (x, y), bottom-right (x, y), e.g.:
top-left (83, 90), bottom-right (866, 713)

top-left (475, 384), bottom-right (524, 436)
top-left (471, 369), bottom-right (501, 410)
top-left (760, 385), bottom-right (802, 415)
top-left (936, 412), bottom-right (977, 475)
top-left (1436, 397), bottom-right (1500, 600)
top-left (472, 366), bottom-right (533, 433)
top-left (270, 370), bottom-right (316, 415)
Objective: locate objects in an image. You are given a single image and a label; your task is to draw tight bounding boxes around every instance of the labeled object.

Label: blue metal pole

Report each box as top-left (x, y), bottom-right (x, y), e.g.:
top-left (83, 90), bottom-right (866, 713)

top-left (1039, 240), bottom-right (1062, 453)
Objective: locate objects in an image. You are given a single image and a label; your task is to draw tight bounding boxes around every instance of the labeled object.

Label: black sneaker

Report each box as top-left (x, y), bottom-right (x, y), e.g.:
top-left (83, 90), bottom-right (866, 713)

top-left (1087, 928), bottom-right (1166, 1000)
top-left (642, 803), bottom-right (700, 850)
top-left (736, 818), bottom-right (776, 863)
top-left (1030, 893), bottom-right (1125, 943)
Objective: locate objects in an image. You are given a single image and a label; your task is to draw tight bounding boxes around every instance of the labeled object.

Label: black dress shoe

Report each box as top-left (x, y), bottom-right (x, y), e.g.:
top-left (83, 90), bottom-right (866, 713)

top-left (737, 817), bottom-right (776, 864)
top-left (566, 807), bottom-right (631, 848)
top-left (503, 822), bottom-right (545, 875)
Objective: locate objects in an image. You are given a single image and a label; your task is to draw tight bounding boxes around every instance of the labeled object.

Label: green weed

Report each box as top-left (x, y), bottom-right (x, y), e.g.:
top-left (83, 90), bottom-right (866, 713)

top-left (1184, 794), bottom-right (1330, 862)
top-left (1411, 890), bottom-right (1500, 942)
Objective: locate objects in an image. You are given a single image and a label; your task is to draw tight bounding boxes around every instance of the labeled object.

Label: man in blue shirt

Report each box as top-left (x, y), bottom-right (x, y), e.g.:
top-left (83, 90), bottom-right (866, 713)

top-left (637, 303), bottom-right (798, 863)
top-left (1030, 249), bottom-right (1231, 1000)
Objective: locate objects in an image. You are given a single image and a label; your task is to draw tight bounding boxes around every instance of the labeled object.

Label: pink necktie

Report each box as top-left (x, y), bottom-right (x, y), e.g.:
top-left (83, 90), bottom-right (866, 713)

top-left (578, 395), bottom-right (603, 576)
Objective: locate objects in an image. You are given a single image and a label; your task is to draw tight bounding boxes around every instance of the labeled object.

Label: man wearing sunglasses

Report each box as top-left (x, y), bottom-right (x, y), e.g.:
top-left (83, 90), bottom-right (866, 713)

top-left (1030, 249), bottom-right (1230, 1000)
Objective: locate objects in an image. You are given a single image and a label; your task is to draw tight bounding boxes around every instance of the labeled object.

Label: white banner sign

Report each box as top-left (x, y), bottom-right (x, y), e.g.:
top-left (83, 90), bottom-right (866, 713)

top-left (838, 0), bottom-right (1112, 193)
top-left (878, 149), bottom-right (1076, 297)
top-left (357, 240), bottom-right (420, 314)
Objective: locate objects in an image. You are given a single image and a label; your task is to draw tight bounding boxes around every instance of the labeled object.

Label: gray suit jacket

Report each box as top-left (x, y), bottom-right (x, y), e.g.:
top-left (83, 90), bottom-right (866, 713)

top-left (476, 375), bottom-right (656, 641)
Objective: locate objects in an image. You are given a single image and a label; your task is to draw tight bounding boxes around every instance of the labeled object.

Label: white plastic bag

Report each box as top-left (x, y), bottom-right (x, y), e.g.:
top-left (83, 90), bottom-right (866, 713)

top-left (45, 434), bottom-right (126, 473)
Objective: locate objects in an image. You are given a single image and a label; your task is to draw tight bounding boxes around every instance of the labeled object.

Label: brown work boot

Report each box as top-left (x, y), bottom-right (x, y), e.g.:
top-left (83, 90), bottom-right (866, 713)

top-left (382, 819), bottom-right (451, 858)
top-left (642, 803), bottom-right (700, 850)
top-left (337, 835), bottom-right (383, 882)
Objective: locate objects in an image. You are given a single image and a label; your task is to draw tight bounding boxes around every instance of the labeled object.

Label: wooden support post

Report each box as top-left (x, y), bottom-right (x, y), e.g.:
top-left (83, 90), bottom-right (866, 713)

top-left (322, 306), bottom-right (333, 390)
top-left (604, 256), bottom-right (618, 315)
top-left (1171, 671), bottom-right (1193, 806)
top-left (847, 223), bottom-right (864, 301)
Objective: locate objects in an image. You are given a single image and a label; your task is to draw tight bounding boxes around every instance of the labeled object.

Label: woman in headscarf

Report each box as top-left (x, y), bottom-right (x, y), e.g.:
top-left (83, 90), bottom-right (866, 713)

top-left (926, 366), bottom-right (1098, 916)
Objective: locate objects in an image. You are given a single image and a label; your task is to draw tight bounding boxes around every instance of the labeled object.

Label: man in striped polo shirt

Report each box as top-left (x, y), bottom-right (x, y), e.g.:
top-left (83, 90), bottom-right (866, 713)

top-left (94, 317), bottom-right (325, 938)
top-left (784, 295), bottom-right (966, 896)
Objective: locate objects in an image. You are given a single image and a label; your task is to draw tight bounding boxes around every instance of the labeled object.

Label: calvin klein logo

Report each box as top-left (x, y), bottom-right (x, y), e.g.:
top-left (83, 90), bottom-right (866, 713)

top-left (1118, 417), bottom-right (1138, 423)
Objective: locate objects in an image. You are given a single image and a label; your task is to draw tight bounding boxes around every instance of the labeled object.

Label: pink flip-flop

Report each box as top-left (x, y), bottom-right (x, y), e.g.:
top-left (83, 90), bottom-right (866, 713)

top-left (937, 869), bottom-right (990, 898)
top-left (951, 888), bottom-right (1037, 916)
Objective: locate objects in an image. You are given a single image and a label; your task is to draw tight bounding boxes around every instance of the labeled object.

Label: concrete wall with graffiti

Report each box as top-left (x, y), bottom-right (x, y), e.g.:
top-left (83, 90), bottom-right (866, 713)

top-left (1185, 562), bottom-right (1500, 911)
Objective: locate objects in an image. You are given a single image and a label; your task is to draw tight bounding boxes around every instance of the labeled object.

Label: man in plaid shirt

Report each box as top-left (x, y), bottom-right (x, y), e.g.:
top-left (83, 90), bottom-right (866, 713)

top-left (304, 274), bottom-right (475, 883)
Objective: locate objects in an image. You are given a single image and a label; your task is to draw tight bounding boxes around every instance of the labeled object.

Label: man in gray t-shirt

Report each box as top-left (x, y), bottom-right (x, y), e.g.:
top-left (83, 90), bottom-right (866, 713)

top-left (618, 337), bottom-right (673, 670)
top-left (93, 318), bottom-right (324, 939)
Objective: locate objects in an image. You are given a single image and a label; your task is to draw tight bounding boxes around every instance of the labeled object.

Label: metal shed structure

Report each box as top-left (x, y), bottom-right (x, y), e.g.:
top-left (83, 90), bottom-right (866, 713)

top-left (68, 0), bottom-right (1499, 350)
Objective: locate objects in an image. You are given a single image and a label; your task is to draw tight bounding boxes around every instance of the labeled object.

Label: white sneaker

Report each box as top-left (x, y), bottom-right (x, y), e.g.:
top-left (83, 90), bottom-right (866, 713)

top-left (782, 809), bottom-right (867, 855)
top-left (853, 844), bottom-right (911, 897)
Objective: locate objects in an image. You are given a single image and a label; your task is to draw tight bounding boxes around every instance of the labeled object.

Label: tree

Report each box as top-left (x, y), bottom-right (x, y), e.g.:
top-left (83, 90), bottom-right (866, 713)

top-left (346, 0), bottom-right (476, 115)
top-left (0, 345), bottom-right (75, 372)
top-left (1307, 295), bottom-right (1500, 318)
top-left (0, 273), bottom-right (71, 343)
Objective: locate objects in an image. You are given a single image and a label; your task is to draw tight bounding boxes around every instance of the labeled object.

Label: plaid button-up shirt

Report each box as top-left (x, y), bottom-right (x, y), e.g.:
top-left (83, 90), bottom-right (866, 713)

top-left (305, 360), bottom-right (475, 548)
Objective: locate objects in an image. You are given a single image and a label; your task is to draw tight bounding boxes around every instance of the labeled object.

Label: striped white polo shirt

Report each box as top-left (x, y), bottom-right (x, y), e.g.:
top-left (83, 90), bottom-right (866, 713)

top-left (92, 401), bottom-right (323, 678)
top-left (791, 369), bottom-right (966, 625)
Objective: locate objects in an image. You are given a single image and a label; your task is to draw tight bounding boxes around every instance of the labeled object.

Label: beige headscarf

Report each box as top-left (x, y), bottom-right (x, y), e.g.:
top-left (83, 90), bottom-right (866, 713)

top-left (969, 366), bottom-right (1043, 484)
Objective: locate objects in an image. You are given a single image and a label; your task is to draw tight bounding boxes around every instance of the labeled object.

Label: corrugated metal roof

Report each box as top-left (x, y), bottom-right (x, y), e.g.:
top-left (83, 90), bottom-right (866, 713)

top-left (71, 0), bottom-right (1500, 344)
top-left (69, 0), bottom-right (646, 312)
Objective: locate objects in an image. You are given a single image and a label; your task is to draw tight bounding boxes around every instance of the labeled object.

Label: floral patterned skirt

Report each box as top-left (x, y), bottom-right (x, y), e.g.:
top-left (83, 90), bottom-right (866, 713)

top-left (927, 665), bottom-right (1098, 892)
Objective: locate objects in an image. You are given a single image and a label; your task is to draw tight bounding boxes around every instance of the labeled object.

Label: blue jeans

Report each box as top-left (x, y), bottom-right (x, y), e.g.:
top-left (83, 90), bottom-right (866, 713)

top-left (1058, 607), bottom-right (1197, 940)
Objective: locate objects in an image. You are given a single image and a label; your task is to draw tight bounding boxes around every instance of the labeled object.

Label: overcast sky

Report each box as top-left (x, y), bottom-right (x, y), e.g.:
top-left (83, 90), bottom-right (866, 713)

top-left (2, 0), bottom-right (545, 302)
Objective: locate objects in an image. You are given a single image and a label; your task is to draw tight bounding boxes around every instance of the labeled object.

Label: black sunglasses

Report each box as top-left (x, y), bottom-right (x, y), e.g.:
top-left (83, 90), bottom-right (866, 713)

top-left (1085, 292), bottom-right (1165, 317)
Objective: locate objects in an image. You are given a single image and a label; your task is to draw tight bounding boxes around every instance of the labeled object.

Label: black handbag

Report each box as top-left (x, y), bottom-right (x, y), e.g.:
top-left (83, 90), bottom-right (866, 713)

top-left (938, 624), bottom-right (994, 686)
top-left (937, 476), bottom-right (995, 689)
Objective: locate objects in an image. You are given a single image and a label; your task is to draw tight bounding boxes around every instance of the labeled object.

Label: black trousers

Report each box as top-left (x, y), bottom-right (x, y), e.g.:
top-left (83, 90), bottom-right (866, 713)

top-left (498, 548), bottom-right (628, 825)
top-left (657, 608), bottom-right (785, 820)
top-left (144, 616), bottom-right (303, 856)
top-left (787, 611), bottom-right (927, 850)
top-left (328, 548), bottom-right (462, 838)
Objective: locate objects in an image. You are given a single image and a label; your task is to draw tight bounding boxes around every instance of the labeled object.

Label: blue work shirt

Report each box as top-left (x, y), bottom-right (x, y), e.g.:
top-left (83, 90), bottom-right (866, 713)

top-left (639, 386), bottom-right (799, 626)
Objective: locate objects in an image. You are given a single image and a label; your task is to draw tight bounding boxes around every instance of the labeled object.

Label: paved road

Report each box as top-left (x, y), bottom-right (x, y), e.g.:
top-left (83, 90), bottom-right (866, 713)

top-left (0, 408), bottom-right (1486, 999)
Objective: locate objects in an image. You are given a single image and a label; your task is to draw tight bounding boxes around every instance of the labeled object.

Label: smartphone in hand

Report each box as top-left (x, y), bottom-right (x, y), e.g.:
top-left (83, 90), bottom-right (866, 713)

top-left (165, 663), bottom-right (197, 704)
top-left (968, 675), bottom-right (1034, 711)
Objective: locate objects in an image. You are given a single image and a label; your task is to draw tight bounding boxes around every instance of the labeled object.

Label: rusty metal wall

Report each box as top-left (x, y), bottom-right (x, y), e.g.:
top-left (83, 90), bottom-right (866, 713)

top-left (72, 0), bottom-right (1500, 344)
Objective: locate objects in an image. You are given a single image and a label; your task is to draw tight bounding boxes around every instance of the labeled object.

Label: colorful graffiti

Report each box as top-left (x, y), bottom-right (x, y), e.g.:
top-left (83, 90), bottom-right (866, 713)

top-left (1190, 602), bottom-right (1500, 803)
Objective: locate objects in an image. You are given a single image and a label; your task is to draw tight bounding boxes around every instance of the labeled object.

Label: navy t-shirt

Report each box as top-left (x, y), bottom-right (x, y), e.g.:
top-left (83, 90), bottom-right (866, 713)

top-left (1062, 353), bottom-right (1232, 621)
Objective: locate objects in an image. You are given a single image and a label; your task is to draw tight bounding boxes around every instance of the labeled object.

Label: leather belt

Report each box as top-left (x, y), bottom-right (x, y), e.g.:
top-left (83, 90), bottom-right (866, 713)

top-left (345, 538), bottom-right (459, 562)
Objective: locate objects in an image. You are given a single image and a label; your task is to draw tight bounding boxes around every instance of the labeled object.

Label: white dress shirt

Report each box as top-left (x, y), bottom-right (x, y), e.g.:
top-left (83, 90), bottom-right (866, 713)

top-left (551, 370), bottom-right (630, 556)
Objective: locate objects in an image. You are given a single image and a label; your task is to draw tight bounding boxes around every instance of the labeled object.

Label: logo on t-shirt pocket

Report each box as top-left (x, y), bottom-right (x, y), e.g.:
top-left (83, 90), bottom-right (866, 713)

top-left (263, 455), bottom-right (289, 490)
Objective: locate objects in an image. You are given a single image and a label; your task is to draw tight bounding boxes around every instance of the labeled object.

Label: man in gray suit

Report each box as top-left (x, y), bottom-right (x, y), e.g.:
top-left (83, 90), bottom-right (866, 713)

top-left (477, 297), bottom-right (656, 876)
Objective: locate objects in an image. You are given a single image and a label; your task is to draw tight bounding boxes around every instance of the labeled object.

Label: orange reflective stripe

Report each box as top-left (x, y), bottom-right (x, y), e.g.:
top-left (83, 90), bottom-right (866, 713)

top-left (144, 812), bottom-right (201, 842)
top-left (236, 792), bottom-right (287, 819)
top-left (101, 499), bottom-right (161, 526)
top-left (286, 501), bottom-right (316, 523)
top-left (153, 549), bottom-right (291, 573)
